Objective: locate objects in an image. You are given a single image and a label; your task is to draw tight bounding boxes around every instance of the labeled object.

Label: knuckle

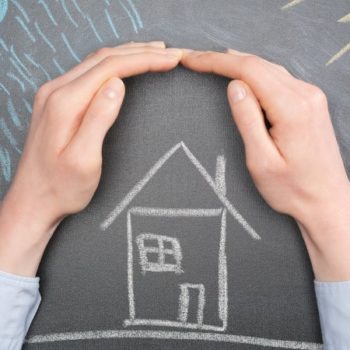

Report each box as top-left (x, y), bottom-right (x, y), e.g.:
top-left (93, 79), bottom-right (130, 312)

top-left (45, 88), bottom-right (66, 114)
top-left (62, 152), bottom-right (101, 178)
top-left (95, 47), bottom-right (110, 58)
top-left (307, 86), bottom-right (328, 107)
top-left (35, 82), bottom-right (52, 104)
top-left (247, 155), bottom-right (283, 177)
top-left (243, 55), bottom-right (262, 68)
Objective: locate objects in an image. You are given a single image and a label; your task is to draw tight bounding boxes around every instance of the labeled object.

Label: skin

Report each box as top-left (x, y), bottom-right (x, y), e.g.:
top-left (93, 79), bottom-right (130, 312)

top-left (0, 42), bottom-right (349, 283)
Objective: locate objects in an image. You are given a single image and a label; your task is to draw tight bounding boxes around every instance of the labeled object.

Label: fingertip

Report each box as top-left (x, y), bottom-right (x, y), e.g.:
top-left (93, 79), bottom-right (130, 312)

top-left (101, 77), bottom-right (125, 103)
top-left (228, 80), bottom-right (247, 105)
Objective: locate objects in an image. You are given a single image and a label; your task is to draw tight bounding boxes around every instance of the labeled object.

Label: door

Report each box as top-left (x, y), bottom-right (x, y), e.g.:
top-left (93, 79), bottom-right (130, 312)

top-left (178, 283), bottom-right (205, 326)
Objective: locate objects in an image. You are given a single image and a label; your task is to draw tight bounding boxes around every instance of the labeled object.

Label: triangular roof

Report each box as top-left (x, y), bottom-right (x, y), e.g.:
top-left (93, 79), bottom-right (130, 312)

top-left (100, 142), bottom-right (260, 240)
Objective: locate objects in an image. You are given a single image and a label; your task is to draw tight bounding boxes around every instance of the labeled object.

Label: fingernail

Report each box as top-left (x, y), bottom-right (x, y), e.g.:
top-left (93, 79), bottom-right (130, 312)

top-left (227, 48), bottom-right (249, 56)
top-left (166, 48), bottom-right (183, 59)
top-left (149, 41), bottom-right (166, 48)
top-left (182, 48), bottom-right (195, 55)
top-left (230, 83), bottom-right (246, 103)
top-left (103, 78), bottom-right (124, 100)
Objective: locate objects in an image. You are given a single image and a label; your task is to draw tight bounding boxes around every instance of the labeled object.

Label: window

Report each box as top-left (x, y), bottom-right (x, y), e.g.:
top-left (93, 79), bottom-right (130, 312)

top-left (136, 233), bottom-right (183, 274)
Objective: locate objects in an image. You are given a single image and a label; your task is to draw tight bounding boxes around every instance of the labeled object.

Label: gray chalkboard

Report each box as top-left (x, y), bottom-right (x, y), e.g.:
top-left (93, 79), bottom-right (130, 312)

top-left (1, 1), bottom-right (350, 349)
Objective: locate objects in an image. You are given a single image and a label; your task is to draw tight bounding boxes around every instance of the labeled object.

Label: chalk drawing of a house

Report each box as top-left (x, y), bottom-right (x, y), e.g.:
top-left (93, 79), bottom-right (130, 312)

top-left (100, 142), bottom-right (260, 332)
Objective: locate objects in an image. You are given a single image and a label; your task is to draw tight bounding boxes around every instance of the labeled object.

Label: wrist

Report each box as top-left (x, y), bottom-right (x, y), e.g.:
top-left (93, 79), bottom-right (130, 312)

top-left (0, 190), bottom-right (62, 277)
top-left (296, 186), bottom-right (350, 282)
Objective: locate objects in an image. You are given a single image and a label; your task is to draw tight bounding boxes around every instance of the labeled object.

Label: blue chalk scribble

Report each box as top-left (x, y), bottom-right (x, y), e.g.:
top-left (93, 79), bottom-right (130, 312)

top-left (0, 0), bottom-right (8, 23)
top-left (0, 145), bottom-right (11, 182)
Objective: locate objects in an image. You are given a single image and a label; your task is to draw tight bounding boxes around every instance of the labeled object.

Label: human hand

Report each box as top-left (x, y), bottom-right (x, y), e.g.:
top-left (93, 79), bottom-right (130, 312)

top-left (181, 49), bottom-right (350, 281)
top-left (0, 41), bottom-right (183, 276)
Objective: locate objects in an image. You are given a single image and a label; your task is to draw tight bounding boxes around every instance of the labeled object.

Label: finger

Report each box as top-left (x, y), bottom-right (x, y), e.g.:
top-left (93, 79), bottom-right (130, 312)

top-left (227, 80), bottom-right (283, 163)
top-left (227, 49), bottom-right (291, 75)
top-left (34, 42), bottom-right (167, 113)
top-left (46, 43), bottom-right (168, 92)
top-left (68, 77), bottom-right (125, 158)
top-left (62, 50), bottom-right (182, 110)
top-left (181, 50), bottom-right (295, 124)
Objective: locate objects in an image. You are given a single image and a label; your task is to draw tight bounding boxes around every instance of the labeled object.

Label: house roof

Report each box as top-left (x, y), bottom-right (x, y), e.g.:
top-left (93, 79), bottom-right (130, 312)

top-left (100, 142), bottom-right (260, 240)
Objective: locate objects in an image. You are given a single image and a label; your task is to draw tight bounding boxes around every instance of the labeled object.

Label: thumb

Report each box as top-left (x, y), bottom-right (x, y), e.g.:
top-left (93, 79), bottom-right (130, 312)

top-left (69, 77), bottom-right (125, 157)
top-left (227, 80), bottom-right (279, 162)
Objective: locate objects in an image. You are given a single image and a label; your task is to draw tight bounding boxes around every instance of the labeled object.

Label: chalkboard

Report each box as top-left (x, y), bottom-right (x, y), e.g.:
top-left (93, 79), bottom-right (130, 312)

top-left (1, 1), bottom-right (350, 349)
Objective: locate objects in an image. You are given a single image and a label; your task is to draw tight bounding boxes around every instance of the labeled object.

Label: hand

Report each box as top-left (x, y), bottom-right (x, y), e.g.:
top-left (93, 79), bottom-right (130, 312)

top-left (181, 49), bottom-right (350, 281)
top-left (0, 41), bottom-right (183, 277)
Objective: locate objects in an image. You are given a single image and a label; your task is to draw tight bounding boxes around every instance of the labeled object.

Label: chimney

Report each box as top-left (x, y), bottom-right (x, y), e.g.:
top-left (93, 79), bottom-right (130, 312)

top-left (215, 155), bottom-right (226, 196)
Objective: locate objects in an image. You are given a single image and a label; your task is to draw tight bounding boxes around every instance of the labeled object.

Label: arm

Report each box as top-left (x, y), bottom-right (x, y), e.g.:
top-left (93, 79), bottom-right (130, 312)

top-left (0, 41), bottom-right (182, 348)
top-left (181, 49), bottom-right (350, 348)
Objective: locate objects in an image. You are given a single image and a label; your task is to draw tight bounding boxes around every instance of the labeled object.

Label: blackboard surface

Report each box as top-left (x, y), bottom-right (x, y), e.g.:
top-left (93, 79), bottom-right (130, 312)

top-left (0, 1), bottom-right (349, 349)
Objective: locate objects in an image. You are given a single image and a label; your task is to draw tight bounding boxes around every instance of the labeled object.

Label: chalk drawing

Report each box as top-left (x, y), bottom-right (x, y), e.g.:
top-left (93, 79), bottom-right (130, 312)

top-left (15, 16), bottom-right (36, 43)
top-left (0, 0), bottom-right (8, 23)
top-left (86, 15), bottom-right (103, 43)
top-left (136, 232), bottom-right (183, 274)
top-left (0, 37), bottom-right (8, 51)
top-left (22, 98), bottom-right (33, 114)
top-left (126, 0), bottom-right (143, 29)
top-left (26, 330), bottom-right (323, 349)
top-left (0, 117), bottom-right (20, 153)
top-left (7, 97), bottom-right (22, 129)
top-left (38, 0), bottom-right (58, 26)
top-left (178, 284), bottom-right (205, 325)
top-left (25, 53), bottom-right (51, 81)
top-left (52, 58), bottom-right (65, 74)
top-left (61, 32), bottom-right (81, 63)
top-left (338, 13), bottom-right (350, 23)
top-left (10, 0), bottom-right (29, 23)
top-left (119, 0), bottom-right (139, 33)
top-left (34, 21), bottom-right (57, 53)
top-left (60, 0), bottom-right (78, 28)
top-left (9, 57), bottom-right (37, 90)
top-left (124, 206), bottom-right (228, 331)
top-left (0, 81), bottom-right (10, 95)
top-left (71, 0), bottom-right (86, 19)
top-left (100, 142), bottom-right (260, 240)
top-left (6, 73), bottom-right (25, 92)
top-left (327, 42), bottom-right (350, 66)
top-left (281, 0), bottom-right (304, 10)
top-left (10, 45), bottom-right (31, 76)
top-left (0, 145), bottom-right (11, 182)
top-left (105, 8), bottom-right (120, 39)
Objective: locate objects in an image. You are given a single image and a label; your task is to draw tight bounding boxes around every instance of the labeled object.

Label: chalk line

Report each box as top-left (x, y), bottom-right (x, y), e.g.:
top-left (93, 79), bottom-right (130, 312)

top-left (10, 0), bottom-right (29, 23)
top-left (0, 145), bottom-right (11, 182)
top-left (61, 32), bottom-right (81, 63)
top-left (35, 21), bottom-right (57, 53)
top-left (26, 330), bottom-right (323, 349)
top-left (119, 0), bottom-right (138, 33)
top-left (86, 15), bottom-right (103, 43)
top-left (338, 13), bottom-right (350, 23)
top-left (126, 0), bottom-right (143, 29)
top-left (130, 207), bottom-right (222, 217)
top-left (100, 142), bottom-right (182, 230)
top-left (38, 0), bottom-right (58, 26)
top-left (326, 42), bottom-right (350, 66)
top-left (105, 8), bottom-right (120, 39)
top-left (281, 0), bottom-right (304, 10)
top-left (7, 97), bottom-right (22, 129)
top-left (100, 142), bottom-right (260, 240)
top-left (181, 142), bottom-right (260, 240)
top-left (6, 72), bottom-right (26, 95)
top-left (60, 0), bottom-right (78, 28)
top-left (15, 16), bottom-right (36, 43)
top-left (0, 80), bottom-right (11, 95)
top-left (215, 155), bottom-right (226, 196)
top-left (52, 58), bottom-right (65, 74)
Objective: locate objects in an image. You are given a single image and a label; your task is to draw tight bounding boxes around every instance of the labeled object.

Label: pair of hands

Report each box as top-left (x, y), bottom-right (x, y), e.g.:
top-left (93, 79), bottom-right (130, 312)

top-left (0, 41), bottom-right (349, 282)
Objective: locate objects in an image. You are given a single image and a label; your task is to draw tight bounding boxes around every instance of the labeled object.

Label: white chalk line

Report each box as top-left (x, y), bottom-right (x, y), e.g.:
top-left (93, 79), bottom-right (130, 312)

top-left (26, 330), bottom-right (323, 349)
top-left (100, 142), bottom-right (182, 230)
top-left (130, 207), bottom-right (222, 217)
top-left (281, 0), bottom-right (304, 10)
top-left (100, 142), bottom-right (261, 240)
